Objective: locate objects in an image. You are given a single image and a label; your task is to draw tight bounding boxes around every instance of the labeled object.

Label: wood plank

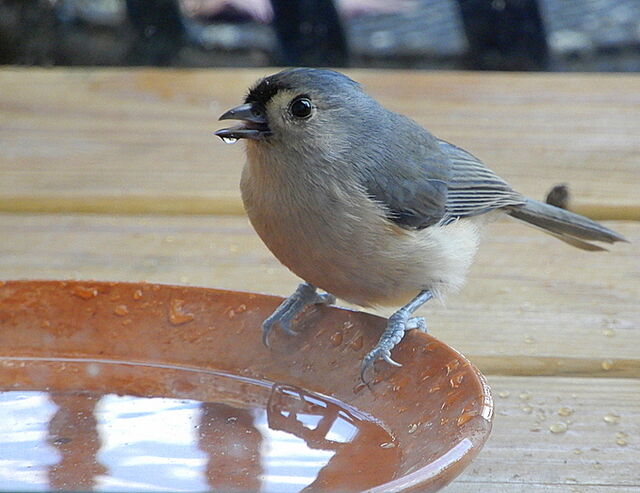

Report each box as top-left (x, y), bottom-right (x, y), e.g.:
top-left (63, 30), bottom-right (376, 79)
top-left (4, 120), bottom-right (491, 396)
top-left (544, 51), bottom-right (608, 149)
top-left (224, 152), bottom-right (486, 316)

top-left (447, 376), bottom-right (640, 492)
top-left (0, 214), bottom-right (637, 378)
top-left (1, 68), bottom-right (639, 218)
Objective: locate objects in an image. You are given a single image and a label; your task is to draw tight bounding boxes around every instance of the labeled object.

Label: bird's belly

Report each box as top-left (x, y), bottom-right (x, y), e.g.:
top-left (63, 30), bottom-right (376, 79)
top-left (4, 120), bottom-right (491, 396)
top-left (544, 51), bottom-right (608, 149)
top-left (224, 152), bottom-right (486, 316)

top-left (247, 204), bottom-right (379, 304)
top-left (241, 165), bottom-right (481, 307)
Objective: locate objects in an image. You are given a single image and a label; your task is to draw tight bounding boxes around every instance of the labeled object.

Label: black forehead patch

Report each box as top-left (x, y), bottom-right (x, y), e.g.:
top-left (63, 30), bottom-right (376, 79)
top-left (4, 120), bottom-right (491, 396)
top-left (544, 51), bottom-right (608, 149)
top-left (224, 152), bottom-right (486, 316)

top-left (244, 75), bottom-right (291, 107)
top-left (243, 68), bottom-right (361, 108)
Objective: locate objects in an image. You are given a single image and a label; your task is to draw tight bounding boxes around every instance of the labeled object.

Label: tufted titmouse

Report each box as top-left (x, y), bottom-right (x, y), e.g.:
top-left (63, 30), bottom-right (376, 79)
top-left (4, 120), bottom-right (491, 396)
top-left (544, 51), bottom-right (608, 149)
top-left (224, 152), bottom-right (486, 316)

top-left (215, 68), bottom-right (626, 379)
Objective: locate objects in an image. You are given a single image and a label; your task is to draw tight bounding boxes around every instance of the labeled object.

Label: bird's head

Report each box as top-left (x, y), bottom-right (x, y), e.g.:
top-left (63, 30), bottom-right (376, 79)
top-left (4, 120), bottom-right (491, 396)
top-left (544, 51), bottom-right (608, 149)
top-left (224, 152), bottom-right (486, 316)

top-left (215, 68), bottom-right (375, 157)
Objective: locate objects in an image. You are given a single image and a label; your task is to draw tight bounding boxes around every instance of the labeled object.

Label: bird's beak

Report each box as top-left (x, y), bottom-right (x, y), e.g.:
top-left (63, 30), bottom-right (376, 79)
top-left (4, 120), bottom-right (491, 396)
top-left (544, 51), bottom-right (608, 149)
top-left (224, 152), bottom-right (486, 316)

top-left (215, 102), bottom-right (270, 141)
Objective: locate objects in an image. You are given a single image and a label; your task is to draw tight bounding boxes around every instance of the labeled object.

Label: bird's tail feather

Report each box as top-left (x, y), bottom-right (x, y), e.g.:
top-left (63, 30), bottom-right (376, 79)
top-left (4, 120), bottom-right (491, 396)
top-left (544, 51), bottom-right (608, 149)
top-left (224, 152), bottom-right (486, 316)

top-left (507, 198), bottom-right (627, 251)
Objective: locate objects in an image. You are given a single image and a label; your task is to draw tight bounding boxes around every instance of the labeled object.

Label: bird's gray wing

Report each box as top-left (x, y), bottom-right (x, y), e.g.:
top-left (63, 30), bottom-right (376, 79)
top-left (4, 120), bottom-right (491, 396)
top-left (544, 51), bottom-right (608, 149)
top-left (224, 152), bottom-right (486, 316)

top-left (439, 140), bottom-right (525, 223)
top-left (362, 146), bottom-right (451, 230)
top-left (360, 135), bottom-right (523, 230)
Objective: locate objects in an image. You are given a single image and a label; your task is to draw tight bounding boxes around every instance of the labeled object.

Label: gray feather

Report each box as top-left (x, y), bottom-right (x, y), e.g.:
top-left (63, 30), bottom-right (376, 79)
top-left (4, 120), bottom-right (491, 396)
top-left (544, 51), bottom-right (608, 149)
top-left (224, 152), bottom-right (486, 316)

top-left (507, 198), bottom-right (627, 247)
top-left (360, 135), bottom-right (527, 229)
top-left (358, 113), bottom-right (452, 229)
top-left (439, 140), bottom-right (525, 222)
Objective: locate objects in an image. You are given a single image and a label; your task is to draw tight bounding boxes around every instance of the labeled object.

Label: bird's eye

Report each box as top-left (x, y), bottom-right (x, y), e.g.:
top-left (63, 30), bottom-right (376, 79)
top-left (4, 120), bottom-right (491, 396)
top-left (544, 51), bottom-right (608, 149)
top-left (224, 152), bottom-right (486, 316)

top-left (289, 97), bottom-right (313, 119)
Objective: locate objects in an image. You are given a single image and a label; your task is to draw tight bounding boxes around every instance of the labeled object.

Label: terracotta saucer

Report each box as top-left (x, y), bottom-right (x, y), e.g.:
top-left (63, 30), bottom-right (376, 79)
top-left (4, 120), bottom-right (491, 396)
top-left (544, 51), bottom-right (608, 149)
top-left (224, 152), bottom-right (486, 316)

top-left (0, 280), bottom-right (492, 492)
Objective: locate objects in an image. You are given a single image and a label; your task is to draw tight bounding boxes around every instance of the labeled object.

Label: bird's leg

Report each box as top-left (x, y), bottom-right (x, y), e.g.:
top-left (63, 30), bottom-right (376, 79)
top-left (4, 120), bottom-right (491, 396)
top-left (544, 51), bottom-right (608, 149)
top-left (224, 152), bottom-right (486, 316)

top-left (262, 282), bottom-right (335, 346)
top-left (361, 290), bottom-right (433, 381)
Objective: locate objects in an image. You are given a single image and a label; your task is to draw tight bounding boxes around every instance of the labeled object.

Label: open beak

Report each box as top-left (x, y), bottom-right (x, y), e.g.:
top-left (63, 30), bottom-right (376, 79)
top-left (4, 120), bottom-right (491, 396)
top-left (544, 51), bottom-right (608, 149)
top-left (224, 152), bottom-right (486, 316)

top-left (214, 102), bottom-right (270, 141)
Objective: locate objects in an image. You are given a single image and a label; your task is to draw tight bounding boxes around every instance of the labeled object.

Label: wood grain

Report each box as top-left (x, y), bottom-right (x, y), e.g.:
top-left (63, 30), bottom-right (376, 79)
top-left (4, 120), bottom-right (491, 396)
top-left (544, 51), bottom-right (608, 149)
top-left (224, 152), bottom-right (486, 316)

top-left (448, 376), bottom-right (639, 492)
top-left (1, 68), bottom-right (637, 492)
top-left (0, 213), bottom-right (636, 378)
top-left (1, 68), bottom-right (639, 218)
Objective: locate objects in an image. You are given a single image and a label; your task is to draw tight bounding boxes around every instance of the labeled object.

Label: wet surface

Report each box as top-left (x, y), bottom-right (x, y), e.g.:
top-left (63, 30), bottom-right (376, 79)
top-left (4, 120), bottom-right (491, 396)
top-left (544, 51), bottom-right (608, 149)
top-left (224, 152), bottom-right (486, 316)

top-left (0, 281), bottom-right (493, 493)
top-left (0, 362), bottom-right (399, 492)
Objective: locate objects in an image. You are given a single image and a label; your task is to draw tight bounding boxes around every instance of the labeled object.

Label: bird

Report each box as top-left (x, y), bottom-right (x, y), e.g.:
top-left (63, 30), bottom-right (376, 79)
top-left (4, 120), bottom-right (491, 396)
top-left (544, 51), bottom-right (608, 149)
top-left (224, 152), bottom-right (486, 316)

top-left (214, 68), bottom-right (627, 380)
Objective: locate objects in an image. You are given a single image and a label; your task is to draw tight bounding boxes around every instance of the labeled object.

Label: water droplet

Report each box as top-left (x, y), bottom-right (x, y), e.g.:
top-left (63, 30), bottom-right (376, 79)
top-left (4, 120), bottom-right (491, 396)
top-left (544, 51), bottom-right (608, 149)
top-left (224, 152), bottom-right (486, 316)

top-left (133, 289), bottom-right (143, 300)
top-left (615, 431), bottom-right (628, 446)
top-left (557, 407), bottom-right (573, 417)
top-left (407, 423), bottom-right (418, 434)
top-left (330, 331), bottom-right (343, 347)
top-left (222, 137), bottom-right (238, 145)
top-left (445, 359), bottom-right (460, 375)
top-left (428, 385), bottom-right (441, 394)
top-left (549, 422), bottom-right (568, 434)
top-left (86, 363), bottom-right (100, 377)
top-left (72, 285), bottom-right (98, 300)
top-left (601, 359), bottom-right (614, 371)
top-left (521, 405), bottom-right (533, 414)
top-left (524, 335), bottom-right (535, 344)
top-left (380, 442), bottom-right (396, 449)
top-left (602, 328), bottom-right (615, 337)
top-left (353, 382), bottom-right (367, 394)
top-left (457, 412), bottom-right (475, 426)
top-left (350, 335), bottom-right (364, 351)
top-left (498, 390), bottom-right (510, 398)
top-left (169, 299), bottom-right (195, 325)
top-left (449, 373), bottom-right (464, 388)
top-left (114, 305), bottom-right (129, 317)
top-left (573, 448), bottom-right (583, 455)
top-left (603, 412), bottom-right (620, 424)
top-left (519, 392), bottom-right (531, 401)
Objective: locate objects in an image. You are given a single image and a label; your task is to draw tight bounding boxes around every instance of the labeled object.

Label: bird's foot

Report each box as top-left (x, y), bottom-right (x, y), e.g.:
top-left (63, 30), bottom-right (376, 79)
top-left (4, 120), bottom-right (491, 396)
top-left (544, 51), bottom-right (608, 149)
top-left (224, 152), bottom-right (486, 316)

top-left (360, 290), bottom-right (433, 383)
top-left (360, 314), bottom-right (413, 381)
top-left (262, 283), bottom-right (335, 346)
top-left (406, 316), bottom-right (427, 333)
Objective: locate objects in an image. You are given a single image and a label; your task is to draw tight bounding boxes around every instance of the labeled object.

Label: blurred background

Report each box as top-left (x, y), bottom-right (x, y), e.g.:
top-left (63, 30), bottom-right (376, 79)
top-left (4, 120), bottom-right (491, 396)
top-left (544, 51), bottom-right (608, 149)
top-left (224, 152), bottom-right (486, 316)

top-left (1, 0), bottom-right (639, 71)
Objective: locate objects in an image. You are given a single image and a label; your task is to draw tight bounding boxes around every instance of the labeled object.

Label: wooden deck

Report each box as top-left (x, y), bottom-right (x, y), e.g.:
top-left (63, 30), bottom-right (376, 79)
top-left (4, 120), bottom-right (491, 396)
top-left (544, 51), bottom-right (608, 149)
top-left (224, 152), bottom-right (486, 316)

top-left (1, 68), bottom-right (638, 491)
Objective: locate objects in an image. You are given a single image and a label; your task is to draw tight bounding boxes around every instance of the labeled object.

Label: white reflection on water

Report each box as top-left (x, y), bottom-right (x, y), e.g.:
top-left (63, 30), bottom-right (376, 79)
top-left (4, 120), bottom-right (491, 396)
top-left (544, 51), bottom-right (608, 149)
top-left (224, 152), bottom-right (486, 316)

top-left (95, 395), bottom-right (209, 492)
top-left (0, 392), bottom-right (59, 491)
top-left (0, 392), bottom-right (341, 492)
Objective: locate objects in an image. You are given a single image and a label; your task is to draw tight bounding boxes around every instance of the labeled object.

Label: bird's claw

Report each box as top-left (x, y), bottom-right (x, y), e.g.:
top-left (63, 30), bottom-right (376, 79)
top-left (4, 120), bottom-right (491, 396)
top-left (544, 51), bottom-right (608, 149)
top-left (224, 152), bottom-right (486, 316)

top-left (360, 347), bottom-right (402, 383)
top-left (262, 316), bottom-right (297, 341)
top-left (262, 283), bottom-right (334, 346)
top-left (360, 314), bottom-right (429, 383)
top-left (319, 293), bottom-right (337, 306)
top-left (407, 316), bottom-right (427, 333)
top-left (382, 352), bottom-right (402, 367)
